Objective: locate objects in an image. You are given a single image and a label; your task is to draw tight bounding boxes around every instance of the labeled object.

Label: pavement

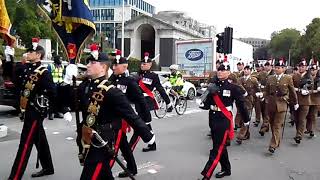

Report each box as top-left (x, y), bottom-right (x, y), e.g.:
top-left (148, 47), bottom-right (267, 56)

top-left (0, 100), bottom-right (320, 180)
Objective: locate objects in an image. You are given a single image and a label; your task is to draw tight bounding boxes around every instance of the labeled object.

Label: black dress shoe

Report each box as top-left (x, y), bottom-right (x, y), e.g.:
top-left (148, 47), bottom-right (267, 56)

top-left (142, 143), bottom-right (156, 152)
top-left (118, 171), bottom-right (137, 178)
top-left (236, 139), bottom-right (242, 145)
top-left (268, 147), bottom-right (275, 153)
top-left (253, 121), bottom-right (259, 127)
top-left (215, 171), bottom-right (231, 178)
top-left (166, 105), bottom-right (173, 112)
top-left (310, 131), bottom-right (315, 137)
top-left (54, 113), bottom-right (63, 118)
top-left (31, 169), bottom-right (54, 178)
top-left (259, 131), bottom-right (265, 136)
top-left (48, 114), bottom-right (54, 120)
top-left (294, 137), bottom-right (301, 144)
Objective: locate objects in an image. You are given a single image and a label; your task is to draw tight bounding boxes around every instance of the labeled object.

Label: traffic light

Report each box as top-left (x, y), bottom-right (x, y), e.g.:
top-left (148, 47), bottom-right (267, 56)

top-left (223, 27), bottom-right (233, 54)
top-left (216, 32), bottom-right (224, 53)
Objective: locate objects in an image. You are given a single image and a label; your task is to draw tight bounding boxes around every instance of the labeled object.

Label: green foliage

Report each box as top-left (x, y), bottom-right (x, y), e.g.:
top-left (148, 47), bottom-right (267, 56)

top-left (269, 28), bottom-right (301, 60)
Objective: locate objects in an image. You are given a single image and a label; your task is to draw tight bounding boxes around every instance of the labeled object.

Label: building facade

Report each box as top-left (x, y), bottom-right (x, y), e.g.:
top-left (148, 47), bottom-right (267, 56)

top-left (238, 37), bottom-right (270, 51)
top-left (117, 11), bottom-right (216, 67)
top-left (89, 0), bottom-right (155, 48)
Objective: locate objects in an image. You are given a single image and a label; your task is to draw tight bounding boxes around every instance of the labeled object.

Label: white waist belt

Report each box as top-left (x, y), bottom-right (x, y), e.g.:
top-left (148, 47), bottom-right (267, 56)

top-left (210, 105), bottom-right (232, 111)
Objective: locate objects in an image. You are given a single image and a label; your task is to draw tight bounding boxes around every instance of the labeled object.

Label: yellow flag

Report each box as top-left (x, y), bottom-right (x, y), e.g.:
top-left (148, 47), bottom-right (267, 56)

top-left (0, 0), bottom-right (16, 46)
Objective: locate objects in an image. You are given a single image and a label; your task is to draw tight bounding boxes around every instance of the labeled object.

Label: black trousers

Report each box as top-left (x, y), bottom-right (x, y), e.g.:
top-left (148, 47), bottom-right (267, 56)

top-left (129, 124), bottom-right (152, 151)
top-left (110, 129), bottom-right (137, 174)
top-left (201, 112), bottom-right (231, 179)
top-left (9, 109), bottom-right (54, 180)
top-left (80, 161), bottom-right (113, 180)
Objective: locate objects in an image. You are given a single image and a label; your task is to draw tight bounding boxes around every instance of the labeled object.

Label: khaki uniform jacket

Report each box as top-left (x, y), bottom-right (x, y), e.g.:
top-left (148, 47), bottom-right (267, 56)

top-left (292, 73), bottom-right (312, 106)
top-left (310, 75), bottom-right (320, 105)
top-left (239, 76), bottom-right (260, 108)
top-left (265, 74), bottom-right (298, 112)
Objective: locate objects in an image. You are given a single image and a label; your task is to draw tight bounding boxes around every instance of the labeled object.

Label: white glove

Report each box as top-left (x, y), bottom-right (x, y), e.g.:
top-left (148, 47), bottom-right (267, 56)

top-left (294, 104), bottom-right (299, 111)
top-left (244, 122), bottom-right (250, 126)
top-left (301, 89), bottom-right (309, 96)
top-left (317, 87), bottom-right (320, 92)
top-left (294, 88), bottom-right (299, 92)
top-left (260, 85), bottom-right (265, 89)
top-left (196, 99), bottom-right (204, 107)
top-left (64, 112), bottom-right (72, 122)
top-left (243, 91), bottom-right (248, 97)
top-left (255, 92), bottom-right (263, 98)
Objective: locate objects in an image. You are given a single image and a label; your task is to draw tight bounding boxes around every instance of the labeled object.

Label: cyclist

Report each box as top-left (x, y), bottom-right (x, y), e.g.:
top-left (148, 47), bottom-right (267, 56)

top-left (168, 64), bottom-right (185, 97)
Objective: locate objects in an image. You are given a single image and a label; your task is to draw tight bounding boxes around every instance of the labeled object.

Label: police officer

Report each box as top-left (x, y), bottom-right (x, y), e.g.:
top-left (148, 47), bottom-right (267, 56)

top-left (8, 44), bottom-right (55, 179)
top-left (129, 52), bottom-right (172, 152)
top-left (47, 55), bottom-right (64, 119)
top-left (108, 52), bottom-right (154, 177)
top-left (68, 52), bottom-right (155, 179)
top-left (265, 59), bottom-right (298, 153)
top-left (198, 60), bottom-right (250, 179)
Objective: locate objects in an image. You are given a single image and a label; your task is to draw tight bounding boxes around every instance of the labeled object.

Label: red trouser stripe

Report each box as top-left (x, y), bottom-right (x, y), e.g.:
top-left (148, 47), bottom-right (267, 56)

top-left (91, 162), bottom-right (103, 180)
top-left (14, 120), bottom-right (37, 180)
top-left (131, 136), bottom-right (141, 152)
top-left (206, 130), bottom-right (229, 178)
top-left (109, 130), bottom-right (123, 168)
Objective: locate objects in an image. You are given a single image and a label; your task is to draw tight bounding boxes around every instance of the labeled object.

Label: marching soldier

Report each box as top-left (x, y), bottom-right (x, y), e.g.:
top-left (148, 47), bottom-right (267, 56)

top-left (108, 51), bottom-right (154, 177)
top-left (129, 52), bottom-right (173, 152)
top-left (235, 65), bottom-right (261, 144)
top-left (234, 61), bottom-right (244, 78)
top-left (66, 52), bottom-right (155, 179)
top-left (264, 59), bottom-right (298, 153)
top-left (292, 58), bottom-right (312, 144)
top-left (252, 64), bottom-right (263, 126)
top-left (198, 60), bottom-right (250, 179)
top-left (306, 59), bottom-right (320, 137)
top-left (258, 60), bottom-right (275, 135)
top-left (8, 43), bottom-right (55, 179)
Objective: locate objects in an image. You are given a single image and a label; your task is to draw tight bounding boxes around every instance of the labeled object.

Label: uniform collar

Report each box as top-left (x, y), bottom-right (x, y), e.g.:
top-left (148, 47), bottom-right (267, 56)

top-left (28, 61), bottom-right (41, 67)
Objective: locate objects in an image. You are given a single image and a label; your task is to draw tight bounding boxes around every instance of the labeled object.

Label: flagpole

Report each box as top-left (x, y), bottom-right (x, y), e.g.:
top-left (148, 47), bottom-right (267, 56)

top-left (121, 0), bottom-right (125, 57)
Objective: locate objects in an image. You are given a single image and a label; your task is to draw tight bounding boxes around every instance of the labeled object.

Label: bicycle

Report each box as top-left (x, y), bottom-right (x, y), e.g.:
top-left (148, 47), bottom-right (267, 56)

top-left (153, 82), bottom-right (188, 118)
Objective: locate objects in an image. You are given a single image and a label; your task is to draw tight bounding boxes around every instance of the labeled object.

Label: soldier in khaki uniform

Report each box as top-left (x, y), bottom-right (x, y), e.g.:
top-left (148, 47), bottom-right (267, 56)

top-left (252, 64), bottom-right (263, 126)
top-left (306, 59), bottom-right (320, 137)
top-left (233, 61), bottom-right (244, 79)
top-left (235, 65), bottom-right (261, 144)
top-left (292, 59), bottom-right (312, 144)
top-left (258, 61), bottom-right (275, 134)
top-left (264, 59), bottom-right (298, 153)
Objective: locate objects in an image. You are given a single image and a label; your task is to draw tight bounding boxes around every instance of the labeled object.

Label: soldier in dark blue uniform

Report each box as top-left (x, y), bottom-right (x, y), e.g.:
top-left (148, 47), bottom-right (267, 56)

top-left (108, 53), bottom-right (154, 178)
top-left (8, 45), bottom-right (55, 180)
top-left (128, 52), bottom-right (172, 152)
top-left (198, 61), bottom-right (250, 179)
top-left (69, 53), bottom-right (155, 179)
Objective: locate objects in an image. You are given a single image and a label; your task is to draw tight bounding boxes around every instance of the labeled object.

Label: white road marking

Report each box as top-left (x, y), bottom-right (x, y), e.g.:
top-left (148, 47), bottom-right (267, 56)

top-left (52, 132), bottom-right (60, 135)
top-left (147, 169), bottom-right (157, 174)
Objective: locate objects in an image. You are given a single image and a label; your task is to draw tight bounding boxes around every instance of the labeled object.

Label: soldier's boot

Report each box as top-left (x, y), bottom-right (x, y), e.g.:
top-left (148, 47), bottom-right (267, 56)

top-left (31, 169), bottom-right (54, 178)
top-left (215, 171), bottom-right (231, 178)
top-left (118, 170), bottom-right (137, 178)
top-left (48, 113), bottom-right (54, 120)
top-left (259, 126), bottom-right (269, 136)
top-left (142, 142), bottom-right (156, 152)
top-left (294, 136), bottom-right (302, 144)
top-left (253, 121), bottom-right (260, 127)
top-left (309, 131), bottom-right (315, 138)
top-left (236, 138), bottom-right (242, 145)
top-left (268, 146), bottom-right (275, 154)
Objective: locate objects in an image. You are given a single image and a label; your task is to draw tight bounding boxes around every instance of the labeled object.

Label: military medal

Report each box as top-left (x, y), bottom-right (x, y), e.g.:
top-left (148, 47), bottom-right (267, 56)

top-left (23, 89), bottom-right (31, 97)
top-left (86, 114), bottom-right (96, 127)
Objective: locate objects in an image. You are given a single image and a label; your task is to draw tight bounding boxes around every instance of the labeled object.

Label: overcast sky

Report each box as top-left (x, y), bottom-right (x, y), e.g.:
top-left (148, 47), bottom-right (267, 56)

top-left (146, 0), bottom-right (319, 40)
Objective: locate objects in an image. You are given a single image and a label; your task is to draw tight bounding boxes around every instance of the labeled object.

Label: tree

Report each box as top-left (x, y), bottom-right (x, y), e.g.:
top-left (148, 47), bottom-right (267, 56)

top-left (269, 28), bottom-right (301, 62)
